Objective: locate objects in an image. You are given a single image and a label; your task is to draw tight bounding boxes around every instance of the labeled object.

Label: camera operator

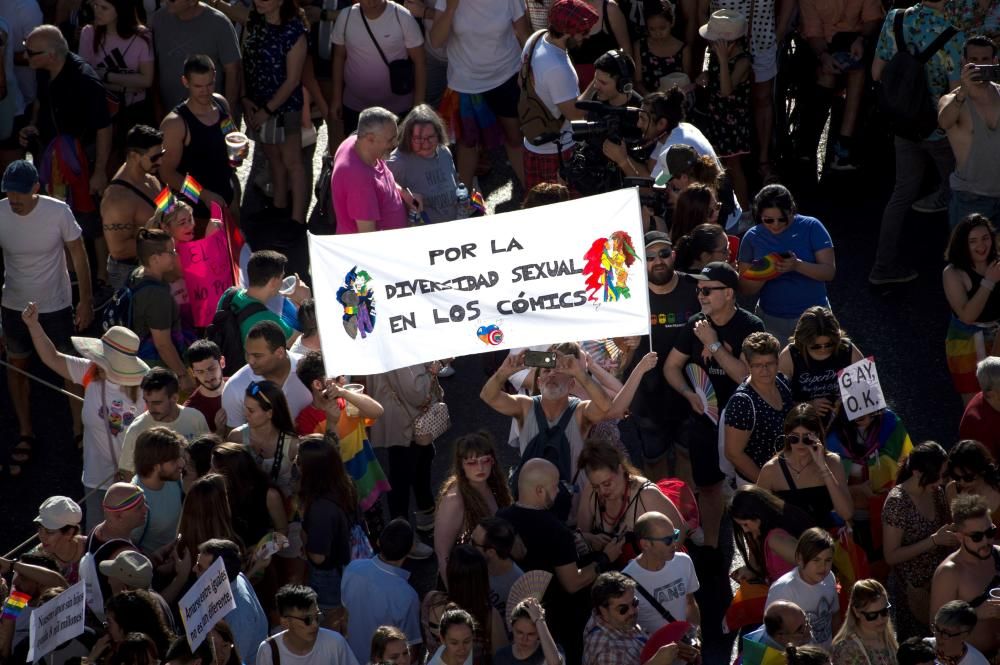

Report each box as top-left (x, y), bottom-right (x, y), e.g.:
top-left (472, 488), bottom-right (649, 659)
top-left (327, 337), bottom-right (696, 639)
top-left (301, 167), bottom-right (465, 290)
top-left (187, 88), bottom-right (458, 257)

top-left (561, 49), bottom-right (644, 194)
top-left (520, 0), bottom-right (602, 189)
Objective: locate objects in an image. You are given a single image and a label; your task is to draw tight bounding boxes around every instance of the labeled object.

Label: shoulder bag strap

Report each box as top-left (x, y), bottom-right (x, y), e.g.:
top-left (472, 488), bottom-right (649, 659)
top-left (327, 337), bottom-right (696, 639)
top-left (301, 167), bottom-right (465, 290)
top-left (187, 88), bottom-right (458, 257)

top-left (360, 9), bottom-right (391, 66)
top-left (893, 9), bottom-right (908, 55)
top-left (621, 572), bottom-right (677, 623)
top-left (918, 24), bottom-right (958, 63)
top-left (100, 380), bottom-right (120, 470)
top-left (522, 30), bottom-right (547, 89)
top-left (271, 431), bottom-right (285, 483)
top-left (778, 456), bottom-right (797, 491)
top-left (268, 636), bottom-right (282, 665)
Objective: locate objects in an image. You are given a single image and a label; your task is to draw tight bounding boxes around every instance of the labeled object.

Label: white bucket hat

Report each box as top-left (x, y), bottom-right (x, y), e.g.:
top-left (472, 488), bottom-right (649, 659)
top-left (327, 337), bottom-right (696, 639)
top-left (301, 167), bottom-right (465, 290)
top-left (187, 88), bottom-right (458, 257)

top-left (71, 327), bottom-right (150, 386)
top-left (699, 9), bottom-right (746, 41)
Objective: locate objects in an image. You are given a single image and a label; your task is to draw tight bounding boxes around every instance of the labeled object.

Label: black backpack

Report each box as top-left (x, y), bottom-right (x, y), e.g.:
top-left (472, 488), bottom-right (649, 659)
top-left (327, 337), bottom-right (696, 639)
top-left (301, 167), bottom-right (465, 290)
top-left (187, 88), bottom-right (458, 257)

top-left (877, 8), bottom-right (957, 140)
top-left (101, 279), bottom-right (166, 332)
top-left (207, 288), bottom-right (268, 376)
top-left (509, 396), bottom-right (580, 521)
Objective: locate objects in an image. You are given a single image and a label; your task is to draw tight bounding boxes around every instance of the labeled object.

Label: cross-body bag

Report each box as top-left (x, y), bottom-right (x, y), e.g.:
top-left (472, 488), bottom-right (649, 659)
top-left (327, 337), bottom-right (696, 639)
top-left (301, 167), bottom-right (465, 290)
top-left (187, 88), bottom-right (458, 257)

top-left (518, 30), bottom-right (566, 145)
top-left (622, 572), bottom-right (677, 623)
top-left (358, 5), bottom-right (415, 96)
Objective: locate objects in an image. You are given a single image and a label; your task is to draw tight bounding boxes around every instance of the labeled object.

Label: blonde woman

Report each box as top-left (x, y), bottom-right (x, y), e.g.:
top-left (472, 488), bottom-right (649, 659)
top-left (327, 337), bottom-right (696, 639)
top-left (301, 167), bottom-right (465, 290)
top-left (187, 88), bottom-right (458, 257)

top-left (831, 579), bottom-right (898, 665)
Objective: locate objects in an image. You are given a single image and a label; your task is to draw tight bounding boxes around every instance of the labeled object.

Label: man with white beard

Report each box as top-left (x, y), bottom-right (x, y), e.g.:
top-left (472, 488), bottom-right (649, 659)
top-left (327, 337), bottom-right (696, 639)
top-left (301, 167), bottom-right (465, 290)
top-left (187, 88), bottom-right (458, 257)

top-left (481, 345), bottom-right (612, 509)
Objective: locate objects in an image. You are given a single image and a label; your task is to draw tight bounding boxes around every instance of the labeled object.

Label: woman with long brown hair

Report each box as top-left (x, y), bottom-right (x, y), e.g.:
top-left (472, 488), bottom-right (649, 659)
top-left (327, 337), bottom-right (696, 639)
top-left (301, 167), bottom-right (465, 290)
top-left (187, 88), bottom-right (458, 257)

top-left (210, 442), bottom-right (287, 550)
top-left (831, 579), bottom-right (898, 665)
top-left (433, 432), bottom-right (512, 578)
top-left (296, 433), bottom-right (359, 632)
top-left (177, 473), bottom-right (241, 560)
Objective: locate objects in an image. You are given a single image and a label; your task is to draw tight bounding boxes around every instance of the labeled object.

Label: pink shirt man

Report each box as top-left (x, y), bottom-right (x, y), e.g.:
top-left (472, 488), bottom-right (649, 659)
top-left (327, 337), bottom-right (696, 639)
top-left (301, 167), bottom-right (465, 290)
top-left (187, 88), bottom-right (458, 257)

top-left (331, 134), bottom-right (408, 234)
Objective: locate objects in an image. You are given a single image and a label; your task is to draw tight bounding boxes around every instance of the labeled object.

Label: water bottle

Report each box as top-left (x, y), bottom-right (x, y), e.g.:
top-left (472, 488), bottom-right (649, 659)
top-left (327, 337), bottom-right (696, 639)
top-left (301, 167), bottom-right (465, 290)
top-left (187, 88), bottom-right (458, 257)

top-left (455, 182), bottom-right (470, 219)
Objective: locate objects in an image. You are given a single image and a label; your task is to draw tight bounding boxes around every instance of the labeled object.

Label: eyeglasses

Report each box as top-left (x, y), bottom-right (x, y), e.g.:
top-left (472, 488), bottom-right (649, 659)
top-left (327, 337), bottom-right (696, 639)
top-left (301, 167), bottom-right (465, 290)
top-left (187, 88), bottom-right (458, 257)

top-left (645, 248), bottom-right (673, 261)
top-left (610, 597), bottom-right (640, 615)
top-left (760, 216), bottom-right (787, 225)
top-left (462, 455), bottom-right (494, 468)
top-left (858, 604), bottom-right (892, 621)
top-left (933, 624), bottom-right (970, 639)
top-left (411, 133), bottom-right (438, 145)
top-left (786, 433), bottom-right (819, 445)
top-left (950, 470), bottom-right (978, 483)
top-left (749, 360), bottom-right (777, 371)
top-left (22, 42), bottom-right (48, 57)
top-left (284, 612), bottom-right (325, 626)
top-left (248, 381), bottom-right (272, 407)
top-left (808, 342), bottom-right (835, 351)
top-left (696, 286), bottom-right (729, 296)
top-left (963, 526), bottom-right (998, 543)
top-left (644, 528), bottom-right (681, 546)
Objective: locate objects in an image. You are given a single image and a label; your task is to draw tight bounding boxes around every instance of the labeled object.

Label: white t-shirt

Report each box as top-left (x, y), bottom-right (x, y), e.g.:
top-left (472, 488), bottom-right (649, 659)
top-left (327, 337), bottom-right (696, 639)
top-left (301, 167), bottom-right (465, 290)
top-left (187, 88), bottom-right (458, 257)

top-left (332, 3), bottom-right (424, 112)
top-left (521, 33), bottom-right (579, 155)
top-left (427, 645), bottom-right (473, 665)
top-left (0, 196), bottom-right (81, 312)
top-left (766, 569), bottom-right (839, 648)
top-left (222, 353), bottom-right (313, 428)
top-left (433, 0), bottom-right (524, 93)
top-left (255, 628), bottom-right (360, 665)
top-left (925, 638), bottom-right (990, 665)
top-left (118, 405), bottom-right (210, 474)
top-left (622, 553), bottom-right (700, 635)
top-left (65, 355), bottom-right (145, 489)
top-left (649, 123), bottom-right (718, 183)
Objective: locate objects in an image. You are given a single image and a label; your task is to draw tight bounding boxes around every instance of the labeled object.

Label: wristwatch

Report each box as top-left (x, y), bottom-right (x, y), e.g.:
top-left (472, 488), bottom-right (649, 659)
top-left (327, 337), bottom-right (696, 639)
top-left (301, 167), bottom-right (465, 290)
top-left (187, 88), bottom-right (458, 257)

top-left (708, 341), bottom-right (722, 354)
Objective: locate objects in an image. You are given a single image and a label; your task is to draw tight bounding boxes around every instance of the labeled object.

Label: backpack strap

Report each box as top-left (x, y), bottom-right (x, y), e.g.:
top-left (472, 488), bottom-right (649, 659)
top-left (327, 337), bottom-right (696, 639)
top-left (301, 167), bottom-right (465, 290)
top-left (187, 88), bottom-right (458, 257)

top-left (232, 290), bottom-right (269, 327)
top-left (778, 455), bottom-right (798, 491)
top-left (917, 24), bottom-right (958, 64)
top-left (268, 635), bottom-right (281, 665)
top-left (521, 30), bottom-right (548, 90)
top-left (892, 9), bottom-right (908, 55)
top-left (622, 572), bottom-right (677, 623)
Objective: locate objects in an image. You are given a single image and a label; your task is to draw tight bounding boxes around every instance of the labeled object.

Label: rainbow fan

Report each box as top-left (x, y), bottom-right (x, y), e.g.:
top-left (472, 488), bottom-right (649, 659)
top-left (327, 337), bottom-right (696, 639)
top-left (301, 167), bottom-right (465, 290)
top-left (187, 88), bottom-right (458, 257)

top-left (506, 570), bottom-right (553, 627)
top-left (685, 363), bottom-right (718, 425)
top-left (740, 252), bottom-right (783, 281)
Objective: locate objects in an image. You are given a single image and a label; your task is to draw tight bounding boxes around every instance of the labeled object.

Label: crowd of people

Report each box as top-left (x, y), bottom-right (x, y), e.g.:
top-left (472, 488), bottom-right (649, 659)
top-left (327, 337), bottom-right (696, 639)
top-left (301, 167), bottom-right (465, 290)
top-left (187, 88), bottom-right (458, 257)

top-left (4, 0), bottom-right (1000, 661)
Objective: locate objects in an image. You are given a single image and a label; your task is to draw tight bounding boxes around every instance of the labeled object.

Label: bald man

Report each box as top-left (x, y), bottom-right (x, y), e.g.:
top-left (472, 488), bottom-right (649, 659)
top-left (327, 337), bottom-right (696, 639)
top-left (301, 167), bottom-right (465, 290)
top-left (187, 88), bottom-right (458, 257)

top-left (498, 458), bottom-right (623, 665)
top-left (742, 600), bottom-right (813, 653)
top-left (622, 512), bottom-right (701, 635)
top-left (79, 483), bottom-right (149, 620)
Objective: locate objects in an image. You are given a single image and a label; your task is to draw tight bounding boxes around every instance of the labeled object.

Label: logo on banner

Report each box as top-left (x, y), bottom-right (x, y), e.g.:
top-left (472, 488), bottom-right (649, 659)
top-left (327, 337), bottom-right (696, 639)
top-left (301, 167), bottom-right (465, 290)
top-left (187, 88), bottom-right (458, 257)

top-left (337, 266), bottom-right (377, 340)
top-left (583, 231), bottom-right (639, 302)
top-left (477, 323), bottom-right (504, 345)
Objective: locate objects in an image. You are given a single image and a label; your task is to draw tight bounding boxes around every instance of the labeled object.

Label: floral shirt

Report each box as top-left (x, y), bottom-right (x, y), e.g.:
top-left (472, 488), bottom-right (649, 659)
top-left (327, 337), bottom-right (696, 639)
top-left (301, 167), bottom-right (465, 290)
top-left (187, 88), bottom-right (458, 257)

top-left (831, 637), bottom-right (897, 665)
top-left (875, 5), bottom-right (964, 106)
top-left (243, 12), bottom-right (307, 112)
top-left (948, 0), bottom-right (1000, 42)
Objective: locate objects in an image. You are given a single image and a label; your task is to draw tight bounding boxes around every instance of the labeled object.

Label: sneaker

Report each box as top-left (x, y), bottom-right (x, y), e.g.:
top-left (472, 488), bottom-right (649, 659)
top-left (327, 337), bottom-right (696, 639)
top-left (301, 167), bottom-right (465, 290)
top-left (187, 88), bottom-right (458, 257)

top-left (409, 538), bottom-right (434, 560)
top-left (437, 365), bottom-right (456, 378)
top-left (414, 507), bottom-right (435, 533)
top-left (912, 191), bottom-right (949, 214)
top-left (868, 268), bottom-right (919, 285)
top-left (828, 143), bottom-right (858, 171)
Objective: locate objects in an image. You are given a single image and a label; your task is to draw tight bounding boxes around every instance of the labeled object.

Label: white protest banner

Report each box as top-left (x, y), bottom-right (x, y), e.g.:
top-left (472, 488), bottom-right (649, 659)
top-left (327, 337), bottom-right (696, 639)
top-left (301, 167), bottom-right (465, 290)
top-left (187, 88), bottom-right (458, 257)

top-left (310, 188), bottom-right (650, 375)
top-left (837, 356), bottom-right (886, 421)
top-left (179, 554), bottom-right (236, 651)
top-left (27, 581), bottom-right (86, 662)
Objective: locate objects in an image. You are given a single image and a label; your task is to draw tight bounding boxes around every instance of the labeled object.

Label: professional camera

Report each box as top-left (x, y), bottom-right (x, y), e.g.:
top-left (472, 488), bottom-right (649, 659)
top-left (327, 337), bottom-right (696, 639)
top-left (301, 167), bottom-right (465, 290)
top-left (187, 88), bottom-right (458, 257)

top-left (561, 100), bottom-right (645, 195)
top-left (569, 100), bottom-right (645, 145)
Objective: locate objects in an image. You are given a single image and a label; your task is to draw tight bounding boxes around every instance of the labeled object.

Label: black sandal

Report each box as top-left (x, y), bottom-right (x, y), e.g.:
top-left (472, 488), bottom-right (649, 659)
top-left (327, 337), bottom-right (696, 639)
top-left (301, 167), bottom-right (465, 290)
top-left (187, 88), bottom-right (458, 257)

top-left (9, 435), bottom-right (35, 478)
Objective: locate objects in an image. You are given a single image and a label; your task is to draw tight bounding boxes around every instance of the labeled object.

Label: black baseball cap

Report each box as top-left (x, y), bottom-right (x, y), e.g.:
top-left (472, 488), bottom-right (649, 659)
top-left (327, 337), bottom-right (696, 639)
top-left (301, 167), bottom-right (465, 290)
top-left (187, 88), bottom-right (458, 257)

top-left (644, 231), bottom-right (672, 248)
top-left (691, 261), bottom-right (738, 289)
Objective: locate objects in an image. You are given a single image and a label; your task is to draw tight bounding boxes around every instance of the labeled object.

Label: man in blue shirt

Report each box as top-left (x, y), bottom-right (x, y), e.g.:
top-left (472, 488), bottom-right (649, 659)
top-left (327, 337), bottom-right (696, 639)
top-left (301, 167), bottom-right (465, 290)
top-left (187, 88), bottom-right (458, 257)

top-left (340, 519), bottom-right (423, 664)
top-left (869, 0), bottom-right (964, 285)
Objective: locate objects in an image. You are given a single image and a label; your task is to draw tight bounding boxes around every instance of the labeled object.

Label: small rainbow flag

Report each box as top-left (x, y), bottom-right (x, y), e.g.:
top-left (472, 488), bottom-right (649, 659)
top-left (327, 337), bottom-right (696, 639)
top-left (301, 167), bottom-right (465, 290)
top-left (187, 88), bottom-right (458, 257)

top-left (220, 117), bottom-right (236, 135)
top-left (740, 252), bottom-right (784, 281)
top-left (2, 591), bottom-right (30, 620)
top-left (154, 187), bottom-right (175, 214)
top-left (470, 190), bottom-right (486, 216)
top-left (181, 175), bottom-right (202, 203)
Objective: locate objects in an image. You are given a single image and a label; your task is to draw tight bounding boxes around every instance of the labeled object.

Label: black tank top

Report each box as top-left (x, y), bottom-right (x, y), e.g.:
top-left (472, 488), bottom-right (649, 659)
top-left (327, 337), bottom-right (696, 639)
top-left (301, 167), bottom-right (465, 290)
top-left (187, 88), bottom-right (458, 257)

top-left (174, 100), bottom-right (235, 212)
top-left (775, 457), bottom-right (837, 530)
top-left (568, 0), bottom-right (618, 65)
top-left (965, 269), bottom-right (1000, 323)
top-left (789, 343), bottom-right (853, 403)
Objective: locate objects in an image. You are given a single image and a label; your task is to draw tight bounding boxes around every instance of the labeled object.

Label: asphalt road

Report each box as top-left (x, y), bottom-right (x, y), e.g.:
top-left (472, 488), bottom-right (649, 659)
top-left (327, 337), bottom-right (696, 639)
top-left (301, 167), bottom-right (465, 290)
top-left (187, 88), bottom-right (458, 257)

top-left (0, 123), bottom-right (962, 660)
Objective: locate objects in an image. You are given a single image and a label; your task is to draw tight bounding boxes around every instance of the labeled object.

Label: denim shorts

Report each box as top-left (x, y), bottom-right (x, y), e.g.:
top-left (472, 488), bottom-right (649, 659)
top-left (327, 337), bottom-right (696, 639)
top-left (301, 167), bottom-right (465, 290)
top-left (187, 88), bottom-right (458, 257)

top-left (1, 306), bottom-right (75, 359)
top-left (308, 564), bottom-right (343, 610)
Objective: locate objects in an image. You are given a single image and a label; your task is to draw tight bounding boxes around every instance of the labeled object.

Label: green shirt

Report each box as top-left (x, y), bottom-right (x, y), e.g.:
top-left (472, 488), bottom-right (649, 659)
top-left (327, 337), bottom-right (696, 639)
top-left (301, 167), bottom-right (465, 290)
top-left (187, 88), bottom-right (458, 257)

top-left (219, 288), bottom-right (294, 342)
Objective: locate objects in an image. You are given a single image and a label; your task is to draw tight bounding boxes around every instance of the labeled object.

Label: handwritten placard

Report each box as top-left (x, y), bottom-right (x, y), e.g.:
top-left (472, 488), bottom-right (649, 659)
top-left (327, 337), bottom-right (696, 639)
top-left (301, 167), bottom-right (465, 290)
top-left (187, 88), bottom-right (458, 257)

top-left (177, 230), bottom-right (235, 327)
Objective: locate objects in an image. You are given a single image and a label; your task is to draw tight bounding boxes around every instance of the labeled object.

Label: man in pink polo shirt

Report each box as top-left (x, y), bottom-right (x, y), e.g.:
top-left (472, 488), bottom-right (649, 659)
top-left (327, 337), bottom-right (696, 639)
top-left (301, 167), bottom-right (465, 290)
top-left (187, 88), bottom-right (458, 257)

top-left (331, 106), bottom-right (422, 233)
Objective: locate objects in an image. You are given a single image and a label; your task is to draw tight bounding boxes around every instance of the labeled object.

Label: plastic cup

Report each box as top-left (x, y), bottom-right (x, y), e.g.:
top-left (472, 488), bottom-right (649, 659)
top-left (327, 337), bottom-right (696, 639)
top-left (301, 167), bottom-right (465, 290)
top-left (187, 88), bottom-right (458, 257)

top-left (343, 383), bottom-right (364, 417)
top-left (225, 131), bottom-right (249, 167)
top-left (990, 588), bottom-right (1000, 601)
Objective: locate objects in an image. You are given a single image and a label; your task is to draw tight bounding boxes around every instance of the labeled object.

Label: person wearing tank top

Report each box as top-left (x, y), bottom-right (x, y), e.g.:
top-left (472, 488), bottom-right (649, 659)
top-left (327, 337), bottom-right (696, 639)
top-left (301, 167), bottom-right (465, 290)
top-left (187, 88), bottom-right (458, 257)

top-left (159, 58), bottom-right (236, 221)
top-left (940, 38), bottom-right (1000, 229)
top-left (567, 0), bottom-right (632, 89)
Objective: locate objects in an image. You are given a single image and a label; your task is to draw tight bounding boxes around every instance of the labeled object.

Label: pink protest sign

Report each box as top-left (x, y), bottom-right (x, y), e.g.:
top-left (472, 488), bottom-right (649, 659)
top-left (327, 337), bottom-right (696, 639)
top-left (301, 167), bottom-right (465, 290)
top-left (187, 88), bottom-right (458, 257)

top-left (177, 229), bottom-right (235, 327)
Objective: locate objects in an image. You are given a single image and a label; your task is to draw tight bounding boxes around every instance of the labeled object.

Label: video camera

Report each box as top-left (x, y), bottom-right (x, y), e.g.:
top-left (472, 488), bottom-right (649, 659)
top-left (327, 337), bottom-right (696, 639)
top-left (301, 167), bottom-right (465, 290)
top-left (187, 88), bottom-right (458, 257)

top-left (570, 100), bottom-right (645, 145)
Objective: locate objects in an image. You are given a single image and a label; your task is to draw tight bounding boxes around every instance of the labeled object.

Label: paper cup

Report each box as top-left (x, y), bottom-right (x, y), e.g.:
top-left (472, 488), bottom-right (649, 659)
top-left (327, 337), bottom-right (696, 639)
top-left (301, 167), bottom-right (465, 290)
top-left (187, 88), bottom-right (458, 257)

top-left (343, 383), bottom-right (364, 417)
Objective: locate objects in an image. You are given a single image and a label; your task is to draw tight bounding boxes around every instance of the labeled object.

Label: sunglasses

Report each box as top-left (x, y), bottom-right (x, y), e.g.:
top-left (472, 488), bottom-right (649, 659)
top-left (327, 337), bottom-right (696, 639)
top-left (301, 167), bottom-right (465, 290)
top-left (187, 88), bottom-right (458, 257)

top-left (808, 342), bottom-right (835, 351)
top-left (858, 604), bottom-right (892, 621)
top-left (786, 433), bottom-right (819, 445)
top-left (646, 248), bottom-right (673, 261)
top-left (611, 597), bottom-right (640, 615)
top-left (696, 286), bottom-right (729, 296)
top-left (644, 528), bottom-right (681, 546)
top-left (462, 455), bottom-right (494, 468)
top-left (284, 612), bottom-right (324, 627)
top-left (248, 381), bottom-right (272, 407)
top-left (22, 42), bottom-right (48, 57)
top-left (964, 526), bottom-right (998, 543)
top-left (760, 216), bottom-right (787, 225)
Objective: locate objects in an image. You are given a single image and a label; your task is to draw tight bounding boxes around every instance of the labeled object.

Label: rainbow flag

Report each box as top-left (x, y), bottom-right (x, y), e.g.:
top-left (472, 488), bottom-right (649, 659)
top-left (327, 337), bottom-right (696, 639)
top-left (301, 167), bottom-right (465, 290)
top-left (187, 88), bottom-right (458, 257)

top-left (470, 190), bottom-right (486, 216)
top-left (336, 406), bottom-right (391, 511)
top-left (154, 187), bottom-right (174, 214)
top-left (740, 252), bottom-right (784, 281)
top-left (181, 175), bottom-right (202, 203)
top-left (220, 117), bottom-right (236, 135)
top-left (2, 591), bottom-right (30, 620)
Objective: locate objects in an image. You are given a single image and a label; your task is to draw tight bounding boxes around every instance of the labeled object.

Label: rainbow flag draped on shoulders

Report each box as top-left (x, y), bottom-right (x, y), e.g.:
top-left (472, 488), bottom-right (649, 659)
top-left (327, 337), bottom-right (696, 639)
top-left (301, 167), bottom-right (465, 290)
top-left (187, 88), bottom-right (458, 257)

top-left (827, 408), bottom-right (912, 493)
top-left (335, 406), bottom-right (391, 512)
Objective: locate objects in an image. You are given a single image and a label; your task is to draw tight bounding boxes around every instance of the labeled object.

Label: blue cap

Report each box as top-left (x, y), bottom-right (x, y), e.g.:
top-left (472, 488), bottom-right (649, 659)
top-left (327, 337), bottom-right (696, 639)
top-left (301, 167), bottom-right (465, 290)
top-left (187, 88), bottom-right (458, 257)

top-left (1, 160), bottom-right (39, 194)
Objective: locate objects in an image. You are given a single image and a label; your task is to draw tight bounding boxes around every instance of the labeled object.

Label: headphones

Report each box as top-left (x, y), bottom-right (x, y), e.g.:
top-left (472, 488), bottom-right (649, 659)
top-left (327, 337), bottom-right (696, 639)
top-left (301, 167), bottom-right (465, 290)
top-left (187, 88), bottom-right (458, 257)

top-left (606, 49), bottom-right (635, 95)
